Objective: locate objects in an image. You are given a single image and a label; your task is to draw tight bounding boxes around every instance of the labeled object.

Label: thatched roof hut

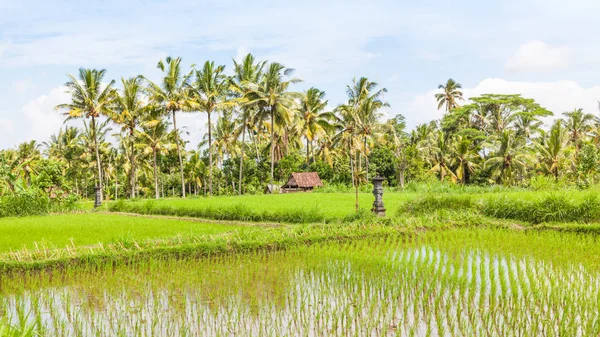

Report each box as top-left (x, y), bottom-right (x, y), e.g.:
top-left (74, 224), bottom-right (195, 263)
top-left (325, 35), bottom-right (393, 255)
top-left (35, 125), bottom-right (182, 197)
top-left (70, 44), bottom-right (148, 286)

top-left (281, 172), bottom-right (323, 193)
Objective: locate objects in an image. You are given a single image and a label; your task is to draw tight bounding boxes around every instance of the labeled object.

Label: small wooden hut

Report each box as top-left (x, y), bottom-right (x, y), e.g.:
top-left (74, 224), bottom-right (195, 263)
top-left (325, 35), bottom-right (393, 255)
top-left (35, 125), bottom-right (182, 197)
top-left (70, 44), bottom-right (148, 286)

top-left (281, 172), bottom-right (323, 193)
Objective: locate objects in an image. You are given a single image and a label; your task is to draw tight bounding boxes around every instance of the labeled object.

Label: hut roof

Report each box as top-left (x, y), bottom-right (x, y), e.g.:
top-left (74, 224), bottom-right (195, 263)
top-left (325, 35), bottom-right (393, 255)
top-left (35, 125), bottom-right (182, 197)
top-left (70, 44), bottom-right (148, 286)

top-left (286, 172), bottom-right (323, 188)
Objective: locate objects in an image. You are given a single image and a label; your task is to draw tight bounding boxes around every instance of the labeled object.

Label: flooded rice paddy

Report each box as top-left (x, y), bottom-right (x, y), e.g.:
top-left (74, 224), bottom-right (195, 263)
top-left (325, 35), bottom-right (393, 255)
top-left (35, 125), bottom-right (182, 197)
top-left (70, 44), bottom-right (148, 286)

top-left (1, 228), bottom-right (599, 336)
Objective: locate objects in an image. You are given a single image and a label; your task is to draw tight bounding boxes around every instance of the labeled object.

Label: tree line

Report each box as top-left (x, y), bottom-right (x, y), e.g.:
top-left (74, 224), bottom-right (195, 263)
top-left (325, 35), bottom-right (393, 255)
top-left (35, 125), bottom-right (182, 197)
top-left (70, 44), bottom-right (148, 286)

top-left (1, 55), bottom-right (599, 201)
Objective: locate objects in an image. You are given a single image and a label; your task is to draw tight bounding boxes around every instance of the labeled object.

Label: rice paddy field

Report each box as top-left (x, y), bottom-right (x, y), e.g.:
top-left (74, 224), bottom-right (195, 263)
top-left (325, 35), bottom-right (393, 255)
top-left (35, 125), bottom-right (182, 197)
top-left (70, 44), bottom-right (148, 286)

top-left (1, 229), bottom-right (599, 336)
top-left (2, 190), bottom-right (600, 336)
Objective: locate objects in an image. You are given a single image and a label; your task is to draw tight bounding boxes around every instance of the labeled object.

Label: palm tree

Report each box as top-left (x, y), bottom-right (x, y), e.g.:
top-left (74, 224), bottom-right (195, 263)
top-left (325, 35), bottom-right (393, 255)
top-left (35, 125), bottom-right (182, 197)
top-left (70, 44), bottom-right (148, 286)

top-left (136, 113), bottom-right (173, 199)
top-left (451, 136), bottom-right (479, 184)
top-left (535, 120), bottom-right (570, 181)
top-left (421, 131), bottom-right (457, 183)
top-left (435, 79), bottom-right (464, 113)
top-left (145, 56), bottom-right (192, 198)
top-left (562, 108), bottom-right (596, 150)
top-left (243, 62), bottom-right (301, 191)
top-left (485, 131), bottom-right (529, 185)
top-left (15, 141), bottom-right (42, 187)
top-left (111, 76), bottom-right (147, 198)
top-left (187, 61), bottom-right (230, 196)
top-left (344, 77), bottom-right (389, 179)
top-left (232, 53), bottom-right (266, 195)
top-left (56, 68), bottom-right (115, 202)
top-left (299, 87), bottom-right (336, 165)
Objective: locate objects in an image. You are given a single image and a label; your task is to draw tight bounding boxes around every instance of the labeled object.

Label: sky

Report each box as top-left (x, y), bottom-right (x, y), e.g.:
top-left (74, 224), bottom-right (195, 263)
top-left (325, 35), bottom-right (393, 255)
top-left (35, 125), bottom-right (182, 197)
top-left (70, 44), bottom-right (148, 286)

top-left (0, 0), bottom-right (599, 149)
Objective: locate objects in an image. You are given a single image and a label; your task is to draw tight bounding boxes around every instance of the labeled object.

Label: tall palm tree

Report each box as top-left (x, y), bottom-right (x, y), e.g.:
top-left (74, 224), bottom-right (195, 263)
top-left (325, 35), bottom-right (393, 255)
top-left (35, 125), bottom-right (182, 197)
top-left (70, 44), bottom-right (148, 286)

top-left (56, 68), bottom-right (116, 202)
top-left (299, 87), bottom-right (336, 165)
top-left (435, 78), bottom-right (464, 113)
top-left (344, 77), bottom-right (389, 179)
top-left (187, 61), bottom-right (230, 196)
top-left (111, 76), bottom-right (147, 198)
top-left (136, 113), bottom-right (173, 199)
top-left (244, 62), bottom-right (301, 191)
top-left (535, 120), bottom-right (570, 181)
top-left (562, 108), bottom-right (596, 150)
top-left (232, 53), bottom-right (266, 195)
top-left (145, 56), bottom-right (192, 197)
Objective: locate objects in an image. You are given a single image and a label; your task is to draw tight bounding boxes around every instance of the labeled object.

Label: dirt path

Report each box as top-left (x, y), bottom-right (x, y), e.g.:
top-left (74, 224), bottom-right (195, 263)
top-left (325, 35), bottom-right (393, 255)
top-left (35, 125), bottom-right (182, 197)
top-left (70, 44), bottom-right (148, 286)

top-left (101, 212), bottom-right (286, 228)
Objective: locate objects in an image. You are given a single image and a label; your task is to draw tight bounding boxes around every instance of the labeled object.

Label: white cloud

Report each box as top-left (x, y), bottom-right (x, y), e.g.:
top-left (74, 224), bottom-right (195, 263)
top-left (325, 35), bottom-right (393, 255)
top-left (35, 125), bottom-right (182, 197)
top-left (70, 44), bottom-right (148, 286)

top-left (12, 79), bottom-right (34, 94)
top-left (21, 86), bottom-right (70, 142)
top-left (505, 41), bottom-right (571, 72)
top-left (404, 78), bottom-right (600, 128)
top-left (0, 118), bottom-right (14, 132)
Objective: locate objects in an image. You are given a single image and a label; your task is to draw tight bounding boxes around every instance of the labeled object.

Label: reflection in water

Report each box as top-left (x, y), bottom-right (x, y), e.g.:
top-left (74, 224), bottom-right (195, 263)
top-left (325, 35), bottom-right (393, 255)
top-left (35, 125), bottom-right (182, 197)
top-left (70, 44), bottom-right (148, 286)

top-left (1, 232), bottom-right (599, 336)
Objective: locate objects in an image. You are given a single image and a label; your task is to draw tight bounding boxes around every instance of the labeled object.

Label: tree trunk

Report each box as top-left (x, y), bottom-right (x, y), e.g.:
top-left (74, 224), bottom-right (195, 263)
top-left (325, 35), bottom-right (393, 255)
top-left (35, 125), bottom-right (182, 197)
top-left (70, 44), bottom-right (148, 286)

top-left (363, 137), bottom-right (369, 180)
top-left (354, 150), bottom-right (359, 213)
top-left (115, 171), bottom-right (118, 201)
top-left (172, 111), bottom-right (186, 198)
top-left (91, 116), bottom-right (104, 202)
top-left (349, 138), bottom-right (355, 188)
top-left (269, 107), bottom-right (275, 192)
top-left (153, 149), bottom-right (159, 199)
top-left (208, 110), bottom-right (213, 196)
top-left (238, 117), bottom-right (246, 195)
top-left (306, 137), bottom-right (310, 166)
top-left (129, 131), bottom-right (136, 198)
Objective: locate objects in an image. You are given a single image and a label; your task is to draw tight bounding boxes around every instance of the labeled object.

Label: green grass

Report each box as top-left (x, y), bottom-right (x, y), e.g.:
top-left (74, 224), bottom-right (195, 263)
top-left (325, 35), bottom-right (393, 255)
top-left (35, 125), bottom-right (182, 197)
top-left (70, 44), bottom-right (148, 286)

top-left (0, 213), bottom-right (244, 253)
top-left (106, 188), bottom-right (600, 224)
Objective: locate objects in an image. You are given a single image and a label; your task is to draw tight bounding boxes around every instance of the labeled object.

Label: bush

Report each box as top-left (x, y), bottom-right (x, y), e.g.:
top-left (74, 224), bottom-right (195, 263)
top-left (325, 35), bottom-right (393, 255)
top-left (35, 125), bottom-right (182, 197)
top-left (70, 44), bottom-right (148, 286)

top-left (0, 190), bottom-right (82, 217)
top-left (0, 190), bottom-right (50, 217)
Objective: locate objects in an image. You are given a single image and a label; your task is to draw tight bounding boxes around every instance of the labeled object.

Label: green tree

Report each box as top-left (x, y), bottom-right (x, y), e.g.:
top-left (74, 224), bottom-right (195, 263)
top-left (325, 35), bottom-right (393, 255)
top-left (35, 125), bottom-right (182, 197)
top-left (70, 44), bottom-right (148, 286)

top-left (562, 108), bottom-right (596, 150)
top-left (231, 53), bottom-right (266, 195)
top-left (435, 78), bottom-right (463, 113)
top-left (188, 61), bottom-right (230, 196)
top-left (111, 76), bottom-right (147, 198)
top-left (299, 87), bottom-right (336, 165)
top-left (145, 56), bottom-right (192, 197)
top-left (485, 131), bottom-right (529, 185)
top-left (243, 62), bottom-right (301, 191)
top-left (56, 68), bottom-right (116, 202)
top-left (535, 120), bottom-right (570, 181)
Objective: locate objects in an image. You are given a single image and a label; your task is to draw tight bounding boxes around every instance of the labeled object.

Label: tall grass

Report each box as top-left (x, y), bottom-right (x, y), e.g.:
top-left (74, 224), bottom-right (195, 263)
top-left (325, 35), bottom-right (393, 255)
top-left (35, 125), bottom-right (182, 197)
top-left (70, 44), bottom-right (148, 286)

top-left (402, 193), bottom-right (600, 224)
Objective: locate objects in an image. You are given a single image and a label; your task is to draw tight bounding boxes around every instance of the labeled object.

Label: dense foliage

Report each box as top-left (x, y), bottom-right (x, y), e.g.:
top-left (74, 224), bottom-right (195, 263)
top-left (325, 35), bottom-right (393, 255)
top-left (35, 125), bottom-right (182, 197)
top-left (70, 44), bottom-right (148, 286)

top-left (1, 57), bottom-right (599, 201)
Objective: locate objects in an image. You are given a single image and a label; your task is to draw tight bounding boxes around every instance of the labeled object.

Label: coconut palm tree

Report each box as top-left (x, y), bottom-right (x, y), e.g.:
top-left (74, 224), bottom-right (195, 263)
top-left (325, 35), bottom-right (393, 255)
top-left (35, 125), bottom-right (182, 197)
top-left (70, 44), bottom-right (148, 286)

top-left (15, 141), bottom-right (42, 187)
top-left (421, 131), bottom-right (457, 183)
top-left (485, 131), bottom-right (529, 185)
top-left (298, 87), bottom-right (337, 165)
top-left (243, 62), bottom-right (301, 191)
top-left (435, 78), bottom-right (464, 113)
top-left (187, 61), bottom-right (230, 196)
top-left (535, 120), bottom-right (571, 181)
top-left (232, 54), bottom-right (266, 195)
top-left (144, 56), bottom-right (192, 197)
top-left (111, 76), bottom-right (147, 198)
top-left (56, 68), bottom-right (116, 202)
top-left (562, 108), bottom-right (597, 150)
top-left (135, 114), bottom-right (173, 199)
top-left (451, 136), bottom-right (479, 184)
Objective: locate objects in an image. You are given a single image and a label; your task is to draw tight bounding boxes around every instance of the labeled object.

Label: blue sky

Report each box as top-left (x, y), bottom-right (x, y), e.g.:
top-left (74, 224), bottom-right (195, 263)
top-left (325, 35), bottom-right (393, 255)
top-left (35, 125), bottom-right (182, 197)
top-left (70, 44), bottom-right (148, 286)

top-left (1, 0), bottom-right (599, 148)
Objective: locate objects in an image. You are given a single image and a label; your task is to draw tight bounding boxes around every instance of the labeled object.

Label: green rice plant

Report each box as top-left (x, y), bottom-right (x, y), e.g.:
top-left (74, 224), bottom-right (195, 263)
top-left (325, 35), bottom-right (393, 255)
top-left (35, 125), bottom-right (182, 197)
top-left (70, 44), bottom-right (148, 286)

top-left (1, 228), bottom-right (597, 336)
